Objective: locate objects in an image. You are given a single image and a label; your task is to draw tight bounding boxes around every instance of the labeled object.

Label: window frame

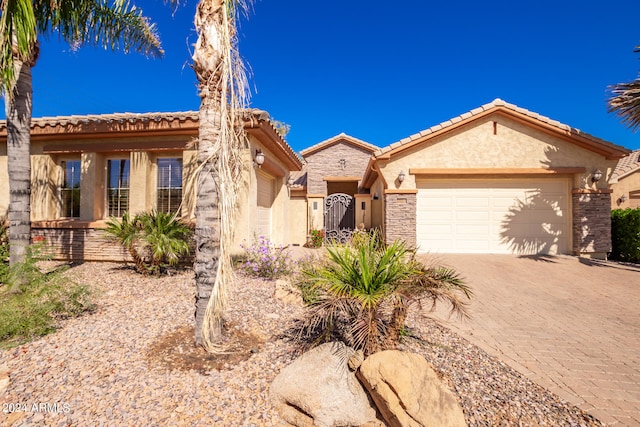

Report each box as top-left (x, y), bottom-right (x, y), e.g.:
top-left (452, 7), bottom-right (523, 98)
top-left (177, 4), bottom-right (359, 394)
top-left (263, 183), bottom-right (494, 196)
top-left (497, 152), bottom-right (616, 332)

top-left (105, 157), bottom-right (131, 218)
top-left (155, 156), bottom-right (183, 215)
top-left (58, 158), bottom-right (82, 219)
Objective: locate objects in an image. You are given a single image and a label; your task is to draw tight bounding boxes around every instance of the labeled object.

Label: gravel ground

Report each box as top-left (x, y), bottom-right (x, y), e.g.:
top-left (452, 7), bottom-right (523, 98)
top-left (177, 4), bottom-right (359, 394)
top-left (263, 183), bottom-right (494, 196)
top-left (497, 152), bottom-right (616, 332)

top-left (0, 262), bottom-right (603, 426)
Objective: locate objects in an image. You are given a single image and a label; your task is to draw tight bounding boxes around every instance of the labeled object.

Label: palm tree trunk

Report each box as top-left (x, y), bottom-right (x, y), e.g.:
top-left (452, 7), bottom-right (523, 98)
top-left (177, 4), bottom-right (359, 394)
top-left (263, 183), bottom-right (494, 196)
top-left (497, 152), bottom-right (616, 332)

top-left (5, 59), bottom-right (33, 266)
top-left (193, 0), bottom-right (225, 347)
top-left (193, 101), bottom-right (223, 345)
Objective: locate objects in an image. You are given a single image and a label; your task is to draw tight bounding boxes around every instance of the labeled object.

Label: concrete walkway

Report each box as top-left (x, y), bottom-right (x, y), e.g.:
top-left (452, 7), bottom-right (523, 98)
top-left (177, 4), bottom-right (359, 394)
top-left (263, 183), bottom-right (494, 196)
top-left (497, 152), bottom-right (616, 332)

top-left (427, 254), bottom-right (640, 426)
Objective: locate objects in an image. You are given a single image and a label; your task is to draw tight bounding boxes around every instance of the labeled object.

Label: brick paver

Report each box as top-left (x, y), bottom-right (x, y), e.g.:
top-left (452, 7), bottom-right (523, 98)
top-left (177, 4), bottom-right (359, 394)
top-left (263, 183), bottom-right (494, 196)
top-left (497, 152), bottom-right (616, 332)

top-left (428, 254), bottom-right (640, 426)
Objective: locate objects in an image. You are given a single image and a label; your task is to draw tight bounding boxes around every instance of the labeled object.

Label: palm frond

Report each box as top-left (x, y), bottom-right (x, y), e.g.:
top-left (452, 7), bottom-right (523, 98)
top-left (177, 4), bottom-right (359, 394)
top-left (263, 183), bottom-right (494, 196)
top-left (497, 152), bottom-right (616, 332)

top-left (608, 77), bottom-right (640, 131)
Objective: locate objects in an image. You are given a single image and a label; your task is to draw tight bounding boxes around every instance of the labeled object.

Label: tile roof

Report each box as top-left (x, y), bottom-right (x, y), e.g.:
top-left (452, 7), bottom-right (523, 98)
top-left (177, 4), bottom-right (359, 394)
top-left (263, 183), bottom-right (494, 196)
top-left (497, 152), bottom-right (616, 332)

top-left (611, 149), bottom-right (640, 180)
top-left (0, 111), bottom-right (199, 131)
top-left (300, 132), bottom-right (379, 157)
top-left (373, 98), bottom-right (628, 157)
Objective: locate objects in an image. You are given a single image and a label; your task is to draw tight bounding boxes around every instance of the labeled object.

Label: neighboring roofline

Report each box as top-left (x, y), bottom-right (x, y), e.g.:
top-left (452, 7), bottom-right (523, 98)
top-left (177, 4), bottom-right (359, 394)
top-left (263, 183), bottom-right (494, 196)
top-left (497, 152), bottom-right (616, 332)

top-left (300, 132), bottom-right (379, 157)
top-left (611, 149), bottom-right (640, 182)
top-left (362, 99), bottom-right (632, 189)
top-left (374, 99), bottom-right (630, 160)
top-left (0, 109), bottom-right (302, 171)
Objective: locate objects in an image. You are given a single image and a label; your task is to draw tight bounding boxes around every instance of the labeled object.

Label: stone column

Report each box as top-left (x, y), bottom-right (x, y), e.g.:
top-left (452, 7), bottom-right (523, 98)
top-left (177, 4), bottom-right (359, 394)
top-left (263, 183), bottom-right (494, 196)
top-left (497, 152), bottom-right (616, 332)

top-left (572, 190), bottom-right (612, 259)
top-left (383, 190), bottom-right (417, 246)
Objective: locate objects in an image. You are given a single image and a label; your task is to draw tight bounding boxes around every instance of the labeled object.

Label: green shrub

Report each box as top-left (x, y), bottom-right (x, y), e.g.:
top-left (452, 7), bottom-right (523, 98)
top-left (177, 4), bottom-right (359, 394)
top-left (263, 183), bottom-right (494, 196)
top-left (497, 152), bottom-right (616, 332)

top-left (0, 246), bottom-right (94, 348)
top-left (295, 230), bottom-right (472, 356)
top-left (611, 208), bottom-right (640, 263)
top-left (104, 211), bottom-right (192, 275)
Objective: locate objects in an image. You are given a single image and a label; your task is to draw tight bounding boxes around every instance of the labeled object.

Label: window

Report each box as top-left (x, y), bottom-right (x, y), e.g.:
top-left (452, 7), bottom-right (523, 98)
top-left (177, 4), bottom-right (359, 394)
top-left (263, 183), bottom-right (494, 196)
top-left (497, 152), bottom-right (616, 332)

top-left (107, 159), bottom-right (130, 217)
top-left (60, 160), bottom-right (81, 218)
top-left (157, 158), bottom-right (183, 214)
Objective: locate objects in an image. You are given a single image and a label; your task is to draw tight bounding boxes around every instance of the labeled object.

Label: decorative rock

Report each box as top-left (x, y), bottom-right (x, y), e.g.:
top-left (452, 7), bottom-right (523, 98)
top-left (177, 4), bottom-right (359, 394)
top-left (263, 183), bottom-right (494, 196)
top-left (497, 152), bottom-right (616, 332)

top-left (357, 350), bottom-right (467, 427)
top-left (270, 342), bottom-right (379, 427)
top-left (273, 278), bottom-right (303, 306)
top-left (0, 364), bottom-right (9, 395)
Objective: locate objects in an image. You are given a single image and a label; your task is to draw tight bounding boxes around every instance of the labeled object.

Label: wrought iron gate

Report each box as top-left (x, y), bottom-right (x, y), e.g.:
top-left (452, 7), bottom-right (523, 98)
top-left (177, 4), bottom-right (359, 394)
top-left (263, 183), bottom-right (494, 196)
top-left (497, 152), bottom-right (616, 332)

top-left (324, 193), bottom-right (355, 243)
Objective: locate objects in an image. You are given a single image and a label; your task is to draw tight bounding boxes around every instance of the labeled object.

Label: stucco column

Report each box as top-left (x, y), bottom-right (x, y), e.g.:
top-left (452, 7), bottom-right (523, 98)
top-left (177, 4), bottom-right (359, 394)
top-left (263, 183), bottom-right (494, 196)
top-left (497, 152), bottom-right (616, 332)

top-left (80, 152), bottom-right (105, 221)
top-left (572, 189), bottom-right (613, 259)
top-left (354, 194), bottom-right (372, 230)
top-left (129, 151), bottom-right (152, 216)
top-left (383, 190), bottom-right (417, 246)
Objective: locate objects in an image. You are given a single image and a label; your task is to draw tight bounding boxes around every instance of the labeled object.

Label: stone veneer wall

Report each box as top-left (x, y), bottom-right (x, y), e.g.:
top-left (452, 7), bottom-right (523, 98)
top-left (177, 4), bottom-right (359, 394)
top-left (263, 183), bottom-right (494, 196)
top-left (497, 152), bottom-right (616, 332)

top-left (383, 192), bottom-right (416, 246)
top-left (572, 192), bottom-right (612, 255)
top-left (31, 227), bottom-right (196, 262)
top-left (305, 142), bottom-right (374, 195)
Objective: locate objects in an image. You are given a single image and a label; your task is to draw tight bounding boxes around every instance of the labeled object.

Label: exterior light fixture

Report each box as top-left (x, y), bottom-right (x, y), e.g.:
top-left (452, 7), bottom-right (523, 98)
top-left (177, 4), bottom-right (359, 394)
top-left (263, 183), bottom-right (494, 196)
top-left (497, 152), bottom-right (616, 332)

top-left (591, 169), bottom-right (603, 183)
top-left (254, 149), bottom-right (265, 168)
top-left (287, 177), bottom-right (295, 187)
top-left (620, 194), bottom-right (627, 203)
top-left (398, 170), bottom-right (406, 183)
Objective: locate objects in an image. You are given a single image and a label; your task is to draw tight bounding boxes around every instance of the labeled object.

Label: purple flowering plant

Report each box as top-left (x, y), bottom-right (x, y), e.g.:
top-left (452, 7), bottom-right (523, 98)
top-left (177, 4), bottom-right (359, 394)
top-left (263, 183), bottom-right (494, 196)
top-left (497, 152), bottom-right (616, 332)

top-left (240, 236), bottom-right (292, 279)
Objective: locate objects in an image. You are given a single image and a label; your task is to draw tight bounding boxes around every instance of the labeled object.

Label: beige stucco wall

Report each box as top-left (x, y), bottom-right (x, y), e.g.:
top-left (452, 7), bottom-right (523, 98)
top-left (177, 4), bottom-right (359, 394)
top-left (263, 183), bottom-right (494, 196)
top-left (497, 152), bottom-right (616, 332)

top-left (129, 151), bottom-right (152, 216)
top-left (30, 154), bottom-right (58, 221)
top-left (289, 194), bottom-right (308, 245)
top-left (379, 116), bottom-right (618, 192)
top-left (610, 171), bottom-right (640, 209)
top-left (370, 178), bottom-right (384, 230)
top-left (307, 196), bottom-right (324, 233)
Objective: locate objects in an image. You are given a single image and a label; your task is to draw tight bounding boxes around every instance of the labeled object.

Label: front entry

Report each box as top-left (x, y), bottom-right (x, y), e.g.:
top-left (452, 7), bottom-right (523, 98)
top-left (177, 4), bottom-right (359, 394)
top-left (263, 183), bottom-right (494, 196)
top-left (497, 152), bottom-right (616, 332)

top-left (324, 193), bottom-right (355, 243)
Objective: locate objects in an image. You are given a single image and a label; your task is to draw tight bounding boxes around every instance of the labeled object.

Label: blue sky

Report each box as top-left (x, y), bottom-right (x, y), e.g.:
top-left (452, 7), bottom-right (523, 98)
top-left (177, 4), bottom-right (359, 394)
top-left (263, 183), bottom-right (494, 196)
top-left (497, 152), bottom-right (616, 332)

top-left (8, 0), bottom-right (640, 152)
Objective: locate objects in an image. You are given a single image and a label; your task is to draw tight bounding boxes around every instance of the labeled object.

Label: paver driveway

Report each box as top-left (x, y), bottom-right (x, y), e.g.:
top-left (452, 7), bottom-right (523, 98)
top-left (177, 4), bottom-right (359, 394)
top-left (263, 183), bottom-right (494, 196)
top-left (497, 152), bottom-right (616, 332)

top-left (427, 254), bottom-right (640, 426)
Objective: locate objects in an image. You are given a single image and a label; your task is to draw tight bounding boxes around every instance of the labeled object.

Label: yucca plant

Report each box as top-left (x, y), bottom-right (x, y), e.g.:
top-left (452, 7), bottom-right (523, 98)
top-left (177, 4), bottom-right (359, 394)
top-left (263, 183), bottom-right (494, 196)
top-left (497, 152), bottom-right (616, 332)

top-left (297, 230), bottom-right (472, 356)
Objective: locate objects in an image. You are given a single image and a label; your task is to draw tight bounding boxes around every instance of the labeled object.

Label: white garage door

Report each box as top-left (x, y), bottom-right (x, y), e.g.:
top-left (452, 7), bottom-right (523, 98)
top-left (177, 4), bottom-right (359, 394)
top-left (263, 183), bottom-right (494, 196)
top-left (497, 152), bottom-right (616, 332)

top-left (256, 171), bottom-right (274, 240)
top-left (416, 178), bottom-right (569, 255)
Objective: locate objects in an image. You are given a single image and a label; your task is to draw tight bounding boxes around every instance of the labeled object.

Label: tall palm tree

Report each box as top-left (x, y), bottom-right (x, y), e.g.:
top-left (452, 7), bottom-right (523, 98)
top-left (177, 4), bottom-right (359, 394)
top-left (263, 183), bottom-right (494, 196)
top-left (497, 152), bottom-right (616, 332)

top-left (192, 0), bottom-right (250, 351)
top-left (0, 0), bottom-right (170, 265)
top-left (608, 46), bottom-right (640, 130)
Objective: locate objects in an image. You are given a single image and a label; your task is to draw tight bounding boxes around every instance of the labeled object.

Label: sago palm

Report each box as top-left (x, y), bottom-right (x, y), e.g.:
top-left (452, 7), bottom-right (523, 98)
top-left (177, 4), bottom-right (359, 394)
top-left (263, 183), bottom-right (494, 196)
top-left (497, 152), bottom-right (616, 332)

top-left (0, 0), bottom-right (172, 265)
top-left (298, 231), bottom-right (472, 356)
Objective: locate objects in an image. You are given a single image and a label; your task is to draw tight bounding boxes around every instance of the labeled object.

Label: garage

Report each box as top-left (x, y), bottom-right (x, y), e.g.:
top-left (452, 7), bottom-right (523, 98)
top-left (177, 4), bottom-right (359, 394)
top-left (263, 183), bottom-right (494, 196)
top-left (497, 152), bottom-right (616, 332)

top-left (256, 171), bottom-right (274, 240)
top-left (416, 178), bottom-right (570, 255)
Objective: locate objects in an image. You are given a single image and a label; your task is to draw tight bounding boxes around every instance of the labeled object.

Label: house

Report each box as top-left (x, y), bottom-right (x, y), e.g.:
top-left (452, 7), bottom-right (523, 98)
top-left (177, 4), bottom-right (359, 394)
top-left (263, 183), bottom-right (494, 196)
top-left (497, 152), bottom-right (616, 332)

top-left (0, 99), bottom-right (631, 261)
top-left (609, 149), bottom-right (640, 209)
top-left (0, 110), bottom-right (304, 261)
top-left (357, 99), bottom-right (629, 258)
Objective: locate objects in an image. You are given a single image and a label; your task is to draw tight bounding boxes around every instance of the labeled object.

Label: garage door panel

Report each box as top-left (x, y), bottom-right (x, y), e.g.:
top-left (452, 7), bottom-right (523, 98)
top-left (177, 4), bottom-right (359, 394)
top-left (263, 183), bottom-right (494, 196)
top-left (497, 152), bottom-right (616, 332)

top-left (417, 179), bottom-right (569, 255)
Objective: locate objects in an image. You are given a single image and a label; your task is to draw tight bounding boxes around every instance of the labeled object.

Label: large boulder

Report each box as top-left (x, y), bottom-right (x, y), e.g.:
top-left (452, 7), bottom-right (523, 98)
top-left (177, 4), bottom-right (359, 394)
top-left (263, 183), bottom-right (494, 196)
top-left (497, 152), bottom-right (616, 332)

top-left (357, 350), bottom-right (466, 427)
top-left (270, 342), bottom-right (380, 427)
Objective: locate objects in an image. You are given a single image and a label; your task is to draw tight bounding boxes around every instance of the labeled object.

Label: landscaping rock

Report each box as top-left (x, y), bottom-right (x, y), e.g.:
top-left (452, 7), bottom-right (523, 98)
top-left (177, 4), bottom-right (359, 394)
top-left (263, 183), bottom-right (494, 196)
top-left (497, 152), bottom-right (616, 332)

top-left (270, 341), bottom-right (379, 427)
top-left (273, 278), bottom-right (303, 306)
top-left (0, 363), bottom-right (9, 395)
top-left (357, 350), bottom-right (467, 427)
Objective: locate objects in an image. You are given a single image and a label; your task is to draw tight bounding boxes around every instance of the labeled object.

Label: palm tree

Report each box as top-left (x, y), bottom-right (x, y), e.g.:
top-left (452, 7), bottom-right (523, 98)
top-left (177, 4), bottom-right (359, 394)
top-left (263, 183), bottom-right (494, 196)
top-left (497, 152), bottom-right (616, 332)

top-left (608, 46), bottom-right (640, 130)
top-left (191, 0), bottom-right (250, 351)
top-left (0, 0), bottom-right (170, 266)
top-left (297, 231), bottom-right (472, 356)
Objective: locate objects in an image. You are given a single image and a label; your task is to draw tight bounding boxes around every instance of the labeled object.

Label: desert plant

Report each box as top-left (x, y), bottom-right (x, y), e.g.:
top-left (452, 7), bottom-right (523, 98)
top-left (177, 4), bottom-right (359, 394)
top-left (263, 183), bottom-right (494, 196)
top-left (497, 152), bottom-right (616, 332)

top-left (104, 211), bottom-right (192, 275)
top-left (240, 236), bottom-right (292, 279)
top-left (296, 231), bottom-right (471, 356)
top-left (139, 211), bottom-right (192, 272)
top-left (104, 212), bottom-right (147, 273)
top-left (0, 246), bottom-right (94, 348)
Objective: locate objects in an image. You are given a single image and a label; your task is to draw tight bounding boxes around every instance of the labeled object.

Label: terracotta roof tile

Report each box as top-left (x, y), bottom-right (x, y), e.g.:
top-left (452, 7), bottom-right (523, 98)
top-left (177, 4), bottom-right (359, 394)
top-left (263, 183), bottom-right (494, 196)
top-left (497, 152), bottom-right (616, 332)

top-left (372, 99), bottom-right (629, 158)
top-left (611, 149), bottom-right (640, 180)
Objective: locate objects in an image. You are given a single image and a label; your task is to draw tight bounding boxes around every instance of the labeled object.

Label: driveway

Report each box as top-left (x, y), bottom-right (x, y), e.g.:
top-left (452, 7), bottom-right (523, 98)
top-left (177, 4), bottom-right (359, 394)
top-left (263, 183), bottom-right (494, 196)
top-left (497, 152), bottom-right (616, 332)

top-left (427, 254), bottom-right (640, 426)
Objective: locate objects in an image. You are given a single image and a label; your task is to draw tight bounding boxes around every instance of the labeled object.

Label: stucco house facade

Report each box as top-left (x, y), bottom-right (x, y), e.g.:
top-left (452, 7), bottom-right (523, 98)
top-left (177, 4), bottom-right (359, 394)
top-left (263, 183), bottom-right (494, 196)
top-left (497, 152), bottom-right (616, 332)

top-left (0, 110), bottom-right (303, 261)
top-left (609, 149), bottom-right (640, 209)
top-left (0, 99), bottom-right (631, 261)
